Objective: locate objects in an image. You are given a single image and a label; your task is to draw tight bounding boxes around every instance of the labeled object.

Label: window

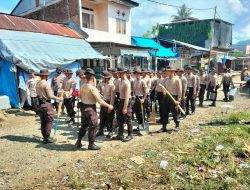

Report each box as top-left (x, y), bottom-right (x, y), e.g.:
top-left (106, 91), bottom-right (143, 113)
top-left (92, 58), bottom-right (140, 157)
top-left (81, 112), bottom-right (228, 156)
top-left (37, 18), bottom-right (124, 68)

top-left (116, 19), bottom-right (126, 34)
top-left (82, 7), bottom-right (94, 29)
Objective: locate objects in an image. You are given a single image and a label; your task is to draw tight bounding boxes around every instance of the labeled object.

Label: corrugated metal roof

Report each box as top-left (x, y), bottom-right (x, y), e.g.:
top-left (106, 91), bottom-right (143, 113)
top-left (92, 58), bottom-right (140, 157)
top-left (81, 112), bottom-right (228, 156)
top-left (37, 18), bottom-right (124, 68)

top-left (0, 13), bottom-right (83, 39)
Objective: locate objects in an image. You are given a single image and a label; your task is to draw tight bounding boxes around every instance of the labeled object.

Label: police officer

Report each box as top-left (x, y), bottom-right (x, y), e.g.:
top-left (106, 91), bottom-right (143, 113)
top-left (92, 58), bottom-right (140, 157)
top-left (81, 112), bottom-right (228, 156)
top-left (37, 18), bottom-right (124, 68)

top-left (76, 69), bottom-right (86, 88)
top-left (114, 67), bottom-right (133, 142)
top-left (61, 69), bottom-right (77, 124)
top-left (158, 66), bottom-right (182, 132)
top-left (185, 66), bottom-right (197, 115)
top-left (142, 68), bottom-right (151, 120)
top-left (51, 67), bottom-right (65, 113)
top-left (193, 69), bottom-right (200, 99)
top-left (220, 68), bottom-right (234, 102)
top-left (198, 69), bottom-right (208, 107)
top-left (36, 69), bottom-right (62, 144)
top-left (208, 68), bottom-right (219, 107)
top-left (96, 71), bottom-right (115, 138)
top-left (76, 68), bottom-right (114, 150)
top-left (176, 68), bottom-right (187, 118)
top-left (155, 71), bottom-right (164, 123)
top-left (26, 69), bottom-right (39, 116)
top-left (133, 69), bottom-right (148, 129)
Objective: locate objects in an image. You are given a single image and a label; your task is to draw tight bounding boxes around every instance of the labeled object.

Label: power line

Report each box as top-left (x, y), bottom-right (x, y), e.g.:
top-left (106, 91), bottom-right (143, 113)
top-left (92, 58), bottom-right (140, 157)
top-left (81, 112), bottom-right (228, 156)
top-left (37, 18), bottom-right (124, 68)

top-left (146, 0), bottom-right (215, 11)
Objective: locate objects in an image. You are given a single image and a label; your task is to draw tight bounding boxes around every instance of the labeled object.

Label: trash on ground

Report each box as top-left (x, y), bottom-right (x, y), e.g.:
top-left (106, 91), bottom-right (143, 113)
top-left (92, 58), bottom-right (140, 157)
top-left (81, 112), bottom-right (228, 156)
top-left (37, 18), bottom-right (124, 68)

top-left (142, 151), bottom-right (158, 157)
top-left (130, 156), bottom-right (145, 165)
top-left (160, 160), bottom-right (168, 169)
top-left (215, 145), bottom-right (224, 151)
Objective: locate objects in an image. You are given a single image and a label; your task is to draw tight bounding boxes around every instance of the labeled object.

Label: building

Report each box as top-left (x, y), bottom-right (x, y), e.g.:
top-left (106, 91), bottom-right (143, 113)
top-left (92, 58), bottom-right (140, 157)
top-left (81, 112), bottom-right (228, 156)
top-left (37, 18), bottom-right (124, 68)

top-left (159, 18), bottom-right (233, 50)
top-left (11, 0), bottom-right (147, 71)
top-left (0, 13), bottom-right (105, 108)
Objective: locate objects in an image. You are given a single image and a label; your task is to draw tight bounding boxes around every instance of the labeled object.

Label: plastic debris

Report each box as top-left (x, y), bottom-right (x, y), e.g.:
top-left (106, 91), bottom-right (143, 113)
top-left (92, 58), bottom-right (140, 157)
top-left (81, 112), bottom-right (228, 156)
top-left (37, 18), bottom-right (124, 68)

top-left (130, 156), bottom-right (145, 165)
top-left (239, 163), bottom-right (250, 169)
top-left (63, 175), bottom-right (69, 180)
top-left (160, 160), bottom-right (168, 169)
top-left (215, 145), bottom-right (224, 151)
top-left (142, 151), bottom-right (157, 157)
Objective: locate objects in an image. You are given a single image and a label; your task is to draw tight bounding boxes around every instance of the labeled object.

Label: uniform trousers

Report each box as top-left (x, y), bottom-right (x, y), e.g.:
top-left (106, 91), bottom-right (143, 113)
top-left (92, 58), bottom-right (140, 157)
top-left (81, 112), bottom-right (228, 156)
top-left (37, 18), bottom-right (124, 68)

top-left (37, 101), bottom-right (54, 140)
top-left (161, 95), bottom-right (179, 125)
top-left (64, 97), bottom-right (75, 119)
top-left (31, 97), bottom-right (39, 114)
top-left (116, 99), bottom-right (133, 137)
top-left (134, 96), bottom-right (145, 125)
top-left (99, 100), bottom-right (114, 133)
top-left (223, 84), bottom-right (230, 101)
top-left (198, 84), bottom-right (206, 105)
top-left (78, 104), bottom-right (98, 143)
top-left (186, 87), bottom-right (196, 113)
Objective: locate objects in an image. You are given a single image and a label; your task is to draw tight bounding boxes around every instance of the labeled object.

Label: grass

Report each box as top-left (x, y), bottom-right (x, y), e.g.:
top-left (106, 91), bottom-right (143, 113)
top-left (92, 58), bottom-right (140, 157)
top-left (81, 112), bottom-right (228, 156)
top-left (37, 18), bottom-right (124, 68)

top-left (209, 112), bottom-right (250, 125)
top-left (67, 112), bottom-right (250, 190)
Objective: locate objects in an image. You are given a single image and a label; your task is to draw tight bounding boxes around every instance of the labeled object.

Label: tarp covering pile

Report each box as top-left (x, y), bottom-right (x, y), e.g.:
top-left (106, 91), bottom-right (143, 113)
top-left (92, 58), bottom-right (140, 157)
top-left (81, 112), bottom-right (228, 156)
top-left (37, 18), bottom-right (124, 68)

top-left (131, 36), bottom-right (176, 58)
top-left (0, 29), bottom-right (106, 73)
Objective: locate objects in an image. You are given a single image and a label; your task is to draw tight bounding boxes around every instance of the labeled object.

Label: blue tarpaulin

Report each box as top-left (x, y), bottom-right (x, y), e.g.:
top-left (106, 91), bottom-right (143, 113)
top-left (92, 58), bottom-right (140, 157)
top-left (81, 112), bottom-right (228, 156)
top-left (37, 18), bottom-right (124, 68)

top-left (0, 61), bottom-right (19, 108)
top-left (131, 36), bottom-right (176, 58)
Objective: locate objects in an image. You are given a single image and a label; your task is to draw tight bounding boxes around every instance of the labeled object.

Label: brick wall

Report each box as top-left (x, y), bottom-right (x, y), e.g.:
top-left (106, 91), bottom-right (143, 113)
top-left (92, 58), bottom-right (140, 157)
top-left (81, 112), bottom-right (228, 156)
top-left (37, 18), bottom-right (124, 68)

top-left (25, 0), bottom-right (80, 26)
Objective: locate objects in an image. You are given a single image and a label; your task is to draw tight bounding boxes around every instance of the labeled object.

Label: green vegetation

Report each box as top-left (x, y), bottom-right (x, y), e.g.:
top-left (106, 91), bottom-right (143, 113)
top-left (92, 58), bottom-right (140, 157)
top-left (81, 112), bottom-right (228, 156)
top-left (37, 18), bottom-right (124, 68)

top-left (69, 112), bottom-right (250, 189)
top-left (171, 4), bottom-right (192, 21)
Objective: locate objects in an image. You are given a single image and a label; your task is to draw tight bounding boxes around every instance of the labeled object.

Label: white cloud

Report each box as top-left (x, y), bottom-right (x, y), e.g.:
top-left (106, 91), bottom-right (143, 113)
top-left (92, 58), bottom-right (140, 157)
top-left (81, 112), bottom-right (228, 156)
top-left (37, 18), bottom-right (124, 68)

top-left (233, 23), bottom-right (250, 43)
top-left (227, 0), bottom-right (247, 15)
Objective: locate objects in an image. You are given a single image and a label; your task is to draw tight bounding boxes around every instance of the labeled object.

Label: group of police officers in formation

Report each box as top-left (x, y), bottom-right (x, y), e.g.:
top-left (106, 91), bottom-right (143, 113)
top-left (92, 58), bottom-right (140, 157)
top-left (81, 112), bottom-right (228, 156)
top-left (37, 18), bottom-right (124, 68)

top-left (26, 65), bottom-right (234, 150)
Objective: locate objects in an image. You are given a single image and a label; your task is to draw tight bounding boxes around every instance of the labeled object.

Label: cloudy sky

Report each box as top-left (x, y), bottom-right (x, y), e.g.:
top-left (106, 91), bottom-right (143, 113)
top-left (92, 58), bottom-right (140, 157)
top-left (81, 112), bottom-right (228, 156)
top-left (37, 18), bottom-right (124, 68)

top-left (0, 0), bottom-right (249, 43)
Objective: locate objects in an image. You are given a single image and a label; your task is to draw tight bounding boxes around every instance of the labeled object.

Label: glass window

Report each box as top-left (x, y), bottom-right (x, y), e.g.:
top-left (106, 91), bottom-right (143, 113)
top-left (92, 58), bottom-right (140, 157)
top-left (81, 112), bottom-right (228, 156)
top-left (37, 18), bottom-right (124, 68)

top-left (116, 19), bottom-right (126, 34)
top-left (82, 8), bottom-right (94, 29)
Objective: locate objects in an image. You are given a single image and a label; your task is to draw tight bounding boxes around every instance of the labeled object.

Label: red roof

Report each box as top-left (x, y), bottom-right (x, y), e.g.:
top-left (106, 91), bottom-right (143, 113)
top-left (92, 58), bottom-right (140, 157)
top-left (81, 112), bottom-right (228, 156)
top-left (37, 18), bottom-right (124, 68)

top-left (0, 14), bottom-right (83, 39)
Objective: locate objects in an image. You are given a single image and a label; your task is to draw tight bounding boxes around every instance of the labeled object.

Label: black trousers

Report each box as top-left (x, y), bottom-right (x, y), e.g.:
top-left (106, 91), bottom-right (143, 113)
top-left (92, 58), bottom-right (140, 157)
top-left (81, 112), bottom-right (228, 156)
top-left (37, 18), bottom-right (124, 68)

top-left (198, 84), bottom-right (206, 105)
top-left (37, 102), bottom-right (54, 140)
top-left (206, 83), bottom-right (211, 100)
top-left (134, 96), bottom-right (145, 125)
top-left (64, 97), bottom-right (75, 119)
top-left (116, 99), bottom-right (133, 136)
top-left (223, 84), bottom-right (230, 100)
top-left (79, 104), bottom-right (98, 143)
top-left (31, 97), bottom-right (39, 114)
top-left (186, 87), bottom-right (195, 113)
top-left (99, 101), bottom-right (114, 133)
top-left (157, 92), bottom-right (164, 120)
top-left (161, 95), bottom-right (179, 125)
top-left (209, 86), bottom-right (217, 104)
top-left (145, 95), bottom-right (151, 118)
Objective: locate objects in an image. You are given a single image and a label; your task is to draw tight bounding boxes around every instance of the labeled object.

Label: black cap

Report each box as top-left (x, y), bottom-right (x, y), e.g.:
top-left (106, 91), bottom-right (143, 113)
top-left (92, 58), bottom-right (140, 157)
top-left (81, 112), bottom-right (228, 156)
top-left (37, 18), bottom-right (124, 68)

top-left (100, 70), bottom-right (112, 78)
top-left (76, 69), bottom-right (85, 77)
top-left (85, 68), bottom-right (96, 76)
top-left (56, 67), bottom-right (61, 72)
top-left (108, 68), bottom-right (117, 73)
top-left (38, 69), bottom-right (50, 76)
top-left (28, 69), bottom-right (35, 74)
top-left (117, 67), bottom-right (127, 73)
top-left (141, 68), bottom-right (148, 73)
top-left (65, 69), bottom-right (73, 74)
top-left (166, 66), bottom-right (176, 71)
top-left (134, 68), bottom-right (142, 74)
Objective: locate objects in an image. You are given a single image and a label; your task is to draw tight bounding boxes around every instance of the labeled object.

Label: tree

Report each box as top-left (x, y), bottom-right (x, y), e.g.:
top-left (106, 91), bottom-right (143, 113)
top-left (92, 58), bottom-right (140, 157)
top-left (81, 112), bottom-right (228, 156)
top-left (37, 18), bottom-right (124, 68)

top-left (143, 23), bottom-right (160, 38)
top-left (171, 4), bottom-right (192, 21)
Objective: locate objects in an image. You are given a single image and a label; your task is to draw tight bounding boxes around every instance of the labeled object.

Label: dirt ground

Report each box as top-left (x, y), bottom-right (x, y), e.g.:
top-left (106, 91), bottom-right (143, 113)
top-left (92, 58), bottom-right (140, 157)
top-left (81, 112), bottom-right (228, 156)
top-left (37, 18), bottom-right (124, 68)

top-left (0, 81), bottom-right (249, 189)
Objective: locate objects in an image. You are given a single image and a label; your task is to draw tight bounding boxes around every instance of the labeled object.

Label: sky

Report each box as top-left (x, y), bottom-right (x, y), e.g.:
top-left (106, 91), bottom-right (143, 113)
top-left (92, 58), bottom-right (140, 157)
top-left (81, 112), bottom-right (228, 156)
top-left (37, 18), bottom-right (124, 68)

top-left (0, 0), bottom-right (249, 44)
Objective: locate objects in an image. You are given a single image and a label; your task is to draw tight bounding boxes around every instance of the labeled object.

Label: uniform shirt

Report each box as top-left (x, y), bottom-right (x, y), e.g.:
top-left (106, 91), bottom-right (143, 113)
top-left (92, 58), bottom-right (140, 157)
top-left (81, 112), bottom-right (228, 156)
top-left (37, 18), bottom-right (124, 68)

top-left (97, 81), bottom-right (105, 94)
top-left (51, 73), bottom-right (65, 91)
top-left (179, 76), bottom-right (187, 98)
top-left (36, 79), bottom-right (58, 100)
top-left (102, 83), bottom-right (115, 105)
top-left (155, 77), bottom-right (164, 92)
top-left (199, 74), bottom-right (208, 85)
top-left (61, 77), bottom-right (77, 99)
top-left (119, 78), bottom-right (131, 110)
top-left (208, 74), bottom-right (218, 87)
top-left (114, 78), bottom-right (121, 93)
top-left (195, 75), bottom-right (200, 93)
top-left (79, 79), bottom-right (87, 89)
top-left (162, 77), bottom-right (182, 100)
top-left (80, 83), bottom-right (105, 105)
top-left (186, 73), bottom-right (197, 94)
top-left (26, 77), bottom-right (39, 97)
top-left (143, 76), bottom-right (150, 93)
top-left (221, 73), bottom-right (232, 85)
top-left (128, 77), bottom-right (135, 96)
top-left (134, 78), bottom-right (147, 98)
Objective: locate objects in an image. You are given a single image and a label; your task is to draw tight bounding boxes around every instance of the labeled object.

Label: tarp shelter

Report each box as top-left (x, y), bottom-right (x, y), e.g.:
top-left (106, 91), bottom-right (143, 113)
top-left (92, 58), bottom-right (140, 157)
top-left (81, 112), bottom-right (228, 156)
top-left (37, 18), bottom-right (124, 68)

top-left (131, 36), bottom-right (177, 58)
top-left (0, 14), bottom-right (106, 108)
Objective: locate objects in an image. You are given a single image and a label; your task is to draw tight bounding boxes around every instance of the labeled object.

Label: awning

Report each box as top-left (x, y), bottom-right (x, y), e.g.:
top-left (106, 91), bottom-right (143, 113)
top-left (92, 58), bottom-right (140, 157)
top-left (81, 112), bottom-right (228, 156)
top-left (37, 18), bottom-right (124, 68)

top-left (120, 49), bottom-right (150, 57)
top-left (131, 36), bottom-right (176, 58)
top-left (0, 29), bottom-right (107, 72)
top-left (169, 39), bottom-right (210, 52)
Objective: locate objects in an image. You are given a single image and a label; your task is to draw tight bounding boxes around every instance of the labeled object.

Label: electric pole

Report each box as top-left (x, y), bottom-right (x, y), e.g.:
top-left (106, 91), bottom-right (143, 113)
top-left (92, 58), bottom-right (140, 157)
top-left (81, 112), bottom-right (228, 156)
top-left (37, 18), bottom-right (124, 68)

top-left (208, 6), bottom-right (217, 69)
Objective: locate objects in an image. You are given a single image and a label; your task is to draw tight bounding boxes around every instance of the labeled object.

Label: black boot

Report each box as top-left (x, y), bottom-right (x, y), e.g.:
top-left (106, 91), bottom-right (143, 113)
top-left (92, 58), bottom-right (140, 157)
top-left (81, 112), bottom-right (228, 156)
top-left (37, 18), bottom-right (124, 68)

top-left (88, 143), bottom-right (101, 150)
top-left (113, 135), bottom-right (125, 141)
top-left (96, 130), bottom-right (105, 137)
top-left (174, 122), bottom-right (180, 132)
top-left (43, 137), bottom-right (56, 144)
top-left (106, 132), bottom-right (113, 139)
top-left (123, 135), bottom-right (133, 142)
top-left (75, 138), bottom-right (82, 148)
top-left (157, 124), bottom-right (167, 133)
